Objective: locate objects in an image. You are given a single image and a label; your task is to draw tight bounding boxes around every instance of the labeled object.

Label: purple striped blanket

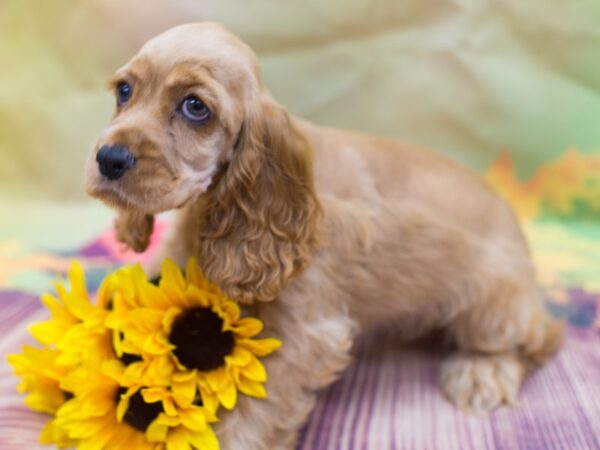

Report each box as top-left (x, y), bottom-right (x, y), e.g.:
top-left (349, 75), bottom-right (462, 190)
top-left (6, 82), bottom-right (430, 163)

top-left (1, 228), bottom-right (599, 449)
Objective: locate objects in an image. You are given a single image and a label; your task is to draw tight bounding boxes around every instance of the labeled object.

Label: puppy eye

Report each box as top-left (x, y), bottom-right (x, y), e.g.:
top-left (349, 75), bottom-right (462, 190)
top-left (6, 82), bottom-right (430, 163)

top-left (116, 82), bottom-right (132, 106)
top-left (181, 96), bottom-right (211, 124)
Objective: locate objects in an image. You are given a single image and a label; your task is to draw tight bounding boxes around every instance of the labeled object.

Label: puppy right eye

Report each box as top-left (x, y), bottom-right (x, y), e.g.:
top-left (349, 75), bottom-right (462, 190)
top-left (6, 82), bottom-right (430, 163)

top-left (116, 82), bottom-right (132, 106)
top-left (180, 96), bottom-right (211, 124)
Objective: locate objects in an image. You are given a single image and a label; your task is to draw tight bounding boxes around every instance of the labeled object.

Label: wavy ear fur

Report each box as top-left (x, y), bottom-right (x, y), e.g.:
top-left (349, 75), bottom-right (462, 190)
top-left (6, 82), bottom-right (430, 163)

top-left (197, 96), bottom-right (321, 303)
top-left (114, 209), bottom-right (155, 253)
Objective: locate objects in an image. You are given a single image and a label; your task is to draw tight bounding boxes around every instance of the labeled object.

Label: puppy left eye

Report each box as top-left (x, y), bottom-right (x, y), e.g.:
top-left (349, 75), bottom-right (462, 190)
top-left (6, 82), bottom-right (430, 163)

top-left (116, 82), bottom-right (132, 106)
top-left (181, 96), bottom-right (211, 124)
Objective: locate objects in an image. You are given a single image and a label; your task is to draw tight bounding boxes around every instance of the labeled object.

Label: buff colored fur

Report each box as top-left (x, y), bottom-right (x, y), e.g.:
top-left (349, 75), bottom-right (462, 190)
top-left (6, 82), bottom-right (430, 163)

top-left (85, 22), bottom-right (564, 450)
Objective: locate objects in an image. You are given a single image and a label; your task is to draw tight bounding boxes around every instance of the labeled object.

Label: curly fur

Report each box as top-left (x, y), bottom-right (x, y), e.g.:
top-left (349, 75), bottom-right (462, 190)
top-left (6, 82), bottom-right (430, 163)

top-left (85, 22), bottom-right (564, 450)
top-left (196, 97), bottom-right (321, 303)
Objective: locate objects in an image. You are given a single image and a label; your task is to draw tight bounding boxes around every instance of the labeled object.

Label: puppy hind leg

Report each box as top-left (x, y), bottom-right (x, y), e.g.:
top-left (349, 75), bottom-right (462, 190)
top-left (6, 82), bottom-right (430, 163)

top-left (441, 284), bottom-right (563, 414)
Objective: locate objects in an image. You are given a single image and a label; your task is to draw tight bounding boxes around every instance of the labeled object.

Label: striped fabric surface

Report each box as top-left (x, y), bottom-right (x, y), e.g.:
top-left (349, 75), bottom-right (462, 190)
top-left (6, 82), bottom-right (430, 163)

top-left (1, 287), bottom-right (600, 449)
top-left (299, 322), bottom-right (600, 450)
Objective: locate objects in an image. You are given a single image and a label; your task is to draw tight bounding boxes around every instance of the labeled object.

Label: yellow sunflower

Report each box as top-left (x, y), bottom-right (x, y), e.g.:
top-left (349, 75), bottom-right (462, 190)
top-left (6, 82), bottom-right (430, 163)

top-left (10, 257), bottom-right (281, 450)
top-left (29, 261), bottom-right (115, 367)
top-left (109, 258), bottom-right (282, 410)
top-left (7, 345), bottom-right (74, 447)
top-left (56, 361), bottom-right (218, 450)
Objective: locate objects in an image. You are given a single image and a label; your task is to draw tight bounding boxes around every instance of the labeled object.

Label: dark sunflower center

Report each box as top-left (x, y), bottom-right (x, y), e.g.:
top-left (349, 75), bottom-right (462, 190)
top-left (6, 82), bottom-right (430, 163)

top-left (120, 353), bottom-right (143, 365)
top-left (169, 307), bottom-right (235, 372)
top-left (116, 387), bottom-right (163, 432)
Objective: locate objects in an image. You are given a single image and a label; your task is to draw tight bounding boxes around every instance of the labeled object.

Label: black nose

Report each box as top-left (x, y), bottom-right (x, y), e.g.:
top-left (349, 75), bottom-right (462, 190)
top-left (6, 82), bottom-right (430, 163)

top-left (96, 145), bottom-right (136, 180)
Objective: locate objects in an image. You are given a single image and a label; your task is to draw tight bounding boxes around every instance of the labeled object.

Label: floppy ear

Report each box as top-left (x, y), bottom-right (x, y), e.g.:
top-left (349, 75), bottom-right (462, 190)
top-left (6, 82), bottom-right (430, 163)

top-left (114, 209), bottom-right (154, 253)
top-left (197, 96), bottom-right (321, 303)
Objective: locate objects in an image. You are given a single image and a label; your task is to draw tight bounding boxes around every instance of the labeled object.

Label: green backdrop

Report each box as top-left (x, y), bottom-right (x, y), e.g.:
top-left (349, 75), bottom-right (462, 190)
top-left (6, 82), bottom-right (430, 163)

top-left (1, 0), bottom-right (599, 248)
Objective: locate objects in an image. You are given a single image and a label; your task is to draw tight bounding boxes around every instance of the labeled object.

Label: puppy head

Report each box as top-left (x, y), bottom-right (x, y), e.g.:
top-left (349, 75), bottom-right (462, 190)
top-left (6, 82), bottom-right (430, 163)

top-left (85, 22), bottom-right (261, 214)
top-left (86, 23), bottom-right (320, 300)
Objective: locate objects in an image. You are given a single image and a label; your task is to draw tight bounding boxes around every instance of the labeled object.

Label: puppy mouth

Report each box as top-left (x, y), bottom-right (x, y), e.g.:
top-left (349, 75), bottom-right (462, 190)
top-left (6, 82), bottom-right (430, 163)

top-left (86, 177), bottom-right (196, 214)
top-left (87, 183), bottom-right (137, 211)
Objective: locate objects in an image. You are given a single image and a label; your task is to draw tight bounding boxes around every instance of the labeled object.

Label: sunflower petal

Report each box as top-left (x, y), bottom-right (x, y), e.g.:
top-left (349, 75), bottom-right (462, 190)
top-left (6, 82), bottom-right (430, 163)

top-left (163, 397), bottom-right (177, 416)
top-left (206, 367), bottom-right (229, 391)
top-left (238, 338), bottom-right (282, 356)
top-left (187, 427), bottom-right (220, 450)
top-left (146, 420), bottom-right (168, 443)
top-left (185, 258), bottom-right (205, 288)
top-left (185, 285), bottom-right (212, 308)
top-left (142, 387), bottom-right (168, 404)
top-left (237, 378), bottom-right (267, 398)
top-left (219, 300), bottom-right (240, 322)
top-left (179, 407), bottom-right (207, 431)
top-left (233, 317), bottom-right (263, 337)
top-left (225, 347), bottom-right (253, 367)
top-left (139, 282), bottom-right (172, 309)
top-left (172, 370), bottom-right (197, 383)
top-left (166, 426), bottom-right (192, 450)
top-left (198, 385), bottom-right (220, 416)
top-left (116, 396), bottom-right (129, 423)
top-left (161, 259), bottom-right (186, 292)
top-left (155, 412), bottom-right (181, 427)
top-left (240, 356), bottom-right (267, 382)
top-left (219, 381), bottom-right (238, 410)
top-left (171, 379), bottom-right (197, 407)
top-left (67, 261), bottom-right (88, 301)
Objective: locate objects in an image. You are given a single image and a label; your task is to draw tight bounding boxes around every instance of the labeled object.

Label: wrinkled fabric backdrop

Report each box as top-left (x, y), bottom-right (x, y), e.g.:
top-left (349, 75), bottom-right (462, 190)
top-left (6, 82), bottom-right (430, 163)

top-left (2, 0), bottom-right (600, 201)
top-left (1, 1), bottom-right (599, 450)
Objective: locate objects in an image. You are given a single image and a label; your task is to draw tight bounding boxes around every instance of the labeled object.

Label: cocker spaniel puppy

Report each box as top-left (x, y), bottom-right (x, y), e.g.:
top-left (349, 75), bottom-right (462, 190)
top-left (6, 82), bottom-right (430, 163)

top-left (86, 22), bottom-right (563, 450)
